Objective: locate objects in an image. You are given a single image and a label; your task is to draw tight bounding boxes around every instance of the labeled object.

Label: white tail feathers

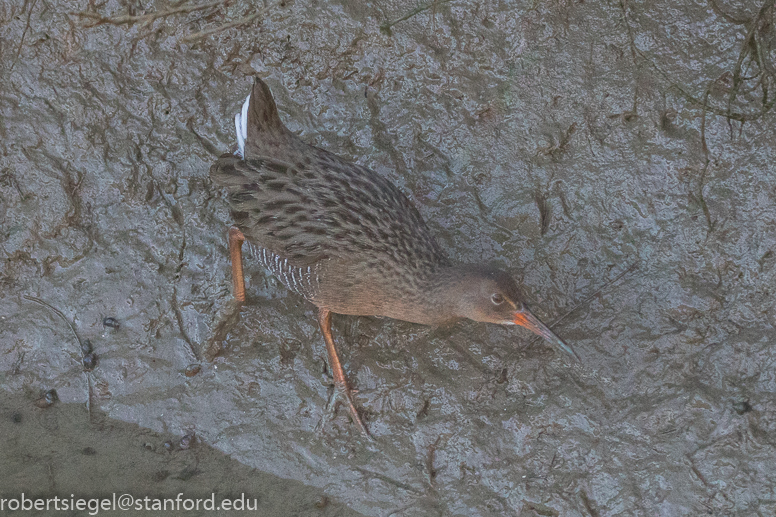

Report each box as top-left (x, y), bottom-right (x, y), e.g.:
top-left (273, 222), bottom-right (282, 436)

top-left (233, 94), bottom-right (250, 158)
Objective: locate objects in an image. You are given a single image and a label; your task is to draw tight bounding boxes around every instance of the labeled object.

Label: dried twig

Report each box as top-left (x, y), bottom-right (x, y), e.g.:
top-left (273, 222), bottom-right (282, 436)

top-left (697, 87), bottom-right (715, 233)
top-left (75, 0), bottom-right (224, 29)
top-left (10, 0), bottom-right (38, 72)
top-left (23, 295), bottom-right (94, 418)
top-left (380, 0), bottom-right (457, 36)
top-left (181, 7), bottom-right (268, 43)
top-left (23, 295), bottom-right (84, 352)
top-left (553, 262), bottom-right (638, 329)
top-left (621, 0), bottom-right (776, 121)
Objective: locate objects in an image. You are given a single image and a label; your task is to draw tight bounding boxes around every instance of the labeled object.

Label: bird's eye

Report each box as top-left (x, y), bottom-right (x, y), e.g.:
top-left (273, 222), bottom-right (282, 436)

top-left (491, 293), bottom-right (504, 305)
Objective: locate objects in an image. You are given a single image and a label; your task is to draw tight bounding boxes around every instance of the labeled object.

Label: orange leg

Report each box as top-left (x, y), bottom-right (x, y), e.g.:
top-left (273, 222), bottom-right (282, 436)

top-left (228, 226), bottom-right (246, 302)
top-left (317, 308), bottom-right (371, 439)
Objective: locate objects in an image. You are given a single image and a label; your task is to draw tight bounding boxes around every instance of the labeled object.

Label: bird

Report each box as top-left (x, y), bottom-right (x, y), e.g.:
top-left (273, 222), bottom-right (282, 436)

top-left (209, 77), bottom-right (577, 438)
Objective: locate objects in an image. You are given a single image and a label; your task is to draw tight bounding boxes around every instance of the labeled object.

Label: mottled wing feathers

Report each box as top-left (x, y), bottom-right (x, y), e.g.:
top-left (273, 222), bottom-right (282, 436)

top-left (209, 148), bottom-right (448, 273)
top-left (211, 77), bottom-right (448, 277)
top-left (210, 153), bottom-right (317, 265)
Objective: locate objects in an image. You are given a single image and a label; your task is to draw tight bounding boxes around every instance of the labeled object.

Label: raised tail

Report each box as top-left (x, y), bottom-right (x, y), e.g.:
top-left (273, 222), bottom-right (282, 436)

top-left (234, 77), bottom-right (289, 159)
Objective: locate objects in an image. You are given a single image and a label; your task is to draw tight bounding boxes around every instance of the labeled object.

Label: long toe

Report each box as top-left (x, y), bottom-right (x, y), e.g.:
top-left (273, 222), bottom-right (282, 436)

top-left (316, 382), bottom-right (372, 440)
top-left (338, 384), bottom-right (372, 440)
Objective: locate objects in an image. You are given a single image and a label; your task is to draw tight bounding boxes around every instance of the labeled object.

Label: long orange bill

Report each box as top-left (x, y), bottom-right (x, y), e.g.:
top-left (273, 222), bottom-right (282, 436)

top-left (513, 309), bottom-right (580, 361)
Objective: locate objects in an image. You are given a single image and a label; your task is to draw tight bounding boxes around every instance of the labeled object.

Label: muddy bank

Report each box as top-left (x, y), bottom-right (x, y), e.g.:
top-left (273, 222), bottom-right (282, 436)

top-left (1, 0), bottom-right (774, 515)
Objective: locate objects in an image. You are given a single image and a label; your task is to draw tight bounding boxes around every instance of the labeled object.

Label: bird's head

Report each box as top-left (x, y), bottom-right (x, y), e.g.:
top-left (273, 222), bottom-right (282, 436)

top-left (447, 266), bottom-right (578, 359)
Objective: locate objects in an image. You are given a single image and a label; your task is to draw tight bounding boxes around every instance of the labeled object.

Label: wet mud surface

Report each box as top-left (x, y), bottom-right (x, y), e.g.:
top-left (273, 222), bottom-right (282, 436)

top-left (0, 393), bottom-right (361, 516)
top-left (1, 0), bottom-right (775, 515)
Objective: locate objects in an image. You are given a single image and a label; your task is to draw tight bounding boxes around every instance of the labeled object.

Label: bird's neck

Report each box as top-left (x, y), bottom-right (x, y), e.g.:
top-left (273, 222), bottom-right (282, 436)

top-left (314, 263), bottom-right (479, 326)
top-left (401, 264), bottom-right (480, 326)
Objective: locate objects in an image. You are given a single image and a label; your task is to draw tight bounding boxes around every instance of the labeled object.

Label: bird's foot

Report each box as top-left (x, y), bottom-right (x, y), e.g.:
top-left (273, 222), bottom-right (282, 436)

top-left (316, 381), bottom-right (372, 441)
